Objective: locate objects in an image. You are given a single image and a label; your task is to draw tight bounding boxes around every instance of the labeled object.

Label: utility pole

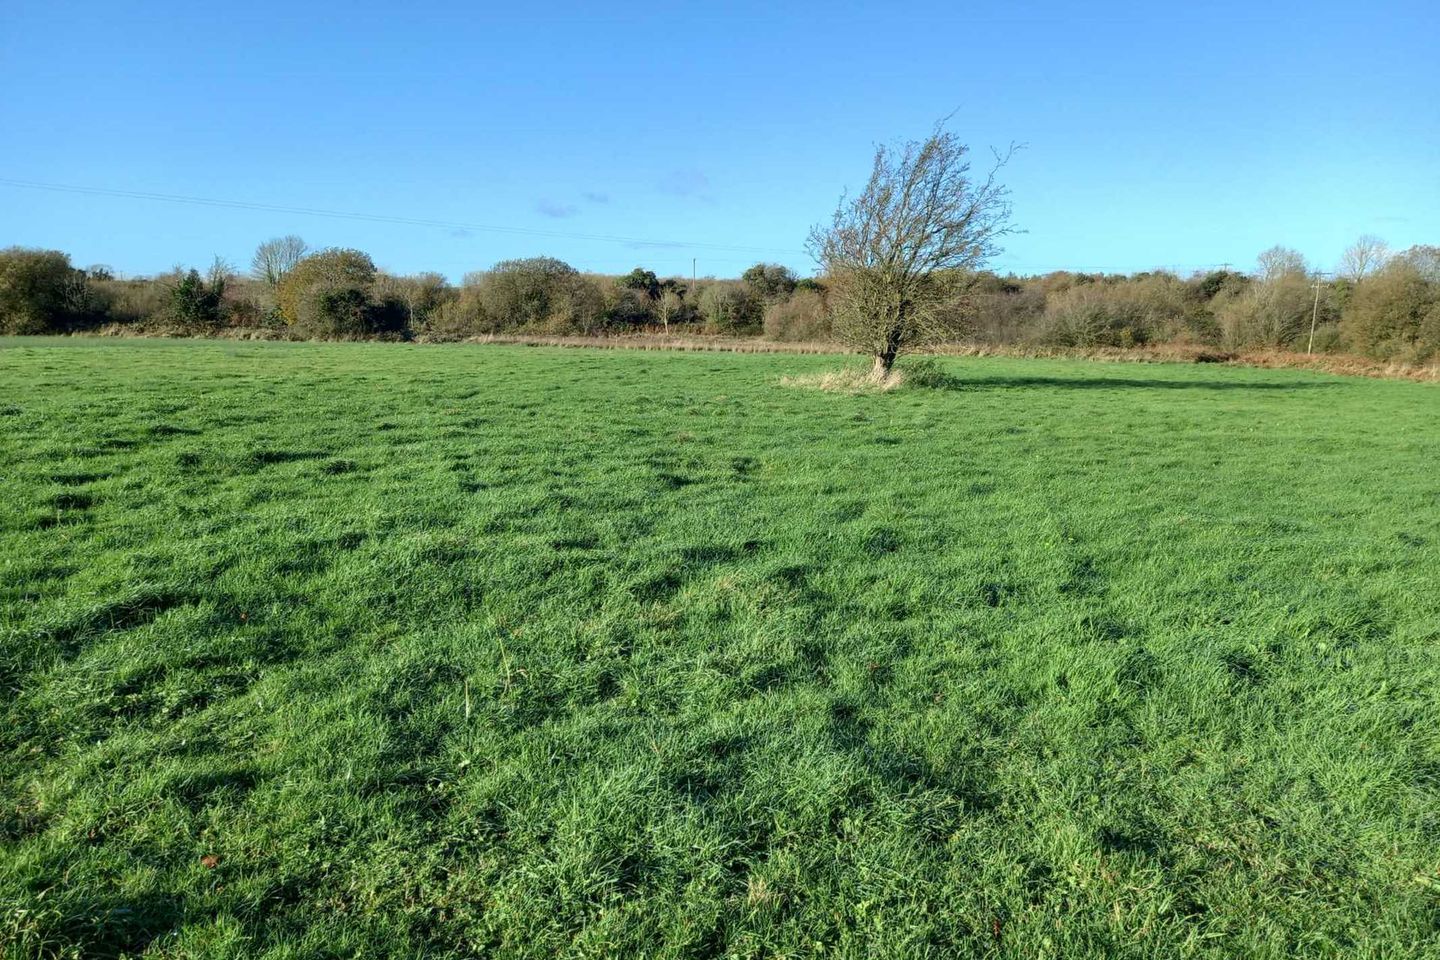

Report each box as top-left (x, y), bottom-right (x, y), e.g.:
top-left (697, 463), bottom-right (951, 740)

top-left (692, 258), bottom-right (697, 290)
top-left (1307, 276), bottom-right (1323, 355)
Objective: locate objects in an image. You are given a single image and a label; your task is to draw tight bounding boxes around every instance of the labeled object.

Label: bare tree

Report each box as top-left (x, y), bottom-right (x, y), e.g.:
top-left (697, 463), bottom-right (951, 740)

top-left (656, 286), bottom-right (681, 334)
top-left (1397, 244), bottom-right (1440, 282)
top-left (1338, 235), bottom-right (1390, 283)
top-left (251, 235), bottom-right (308, 286)
top-left (208, 255), bottom-right (237, 287)
top-left (1256, 245), bottom-right (1307, 282)
top-left (807, 126), bottom-right (1016, 376)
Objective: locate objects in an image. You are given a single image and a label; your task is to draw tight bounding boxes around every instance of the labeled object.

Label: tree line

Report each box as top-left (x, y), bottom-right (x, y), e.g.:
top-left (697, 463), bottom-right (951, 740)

top-left (2, 235), bottom-right (1436, 363)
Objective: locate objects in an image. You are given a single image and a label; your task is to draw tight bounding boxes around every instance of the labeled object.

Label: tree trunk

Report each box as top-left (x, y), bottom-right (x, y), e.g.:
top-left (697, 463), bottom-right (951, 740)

top-left (873, 352), bottom-right (896, 377)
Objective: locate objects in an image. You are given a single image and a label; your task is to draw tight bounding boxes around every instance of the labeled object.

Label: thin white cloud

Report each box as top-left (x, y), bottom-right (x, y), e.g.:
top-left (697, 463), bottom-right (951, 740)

top-left (535, 199), bottom-right (579, 219)
top-left (658, 169), bottom-right (712, 201)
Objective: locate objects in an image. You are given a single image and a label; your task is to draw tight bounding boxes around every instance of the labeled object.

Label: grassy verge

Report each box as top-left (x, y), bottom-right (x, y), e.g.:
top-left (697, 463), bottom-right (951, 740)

top-left (2, 339), bottom-right (1438, 958)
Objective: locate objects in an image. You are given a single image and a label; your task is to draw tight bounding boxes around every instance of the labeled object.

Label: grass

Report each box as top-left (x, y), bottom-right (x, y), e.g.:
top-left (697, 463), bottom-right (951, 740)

top-left (2, 337), bottom-right (1438, 958)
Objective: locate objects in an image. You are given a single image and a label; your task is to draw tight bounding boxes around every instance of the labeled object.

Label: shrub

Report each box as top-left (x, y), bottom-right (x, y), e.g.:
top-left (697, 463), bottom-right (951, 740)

top-left (273, 248), bottom-right (410, 338)
top-left (1038, 275), bottom-right (1192, 347)
top-left (1212, 252), bottom-right (1318, 349)
top-left (618, 267), bottom-right (661, 300)
top-left (600, 284), bottom-right (655, 331)
top-left (1214, 278), bottom-right (1320, 349)
top-left (899, 356), bottom-right (960, 388)
top-left (1190, 269), bottom-right (1251, 302)
top-left (90, 277), bottom-right (168, 327)
top-left (1030, 271), bottom-right (1099, 298)
top-left (1040, 285), bottom-right (1146, 347)
top-left (465, 257), bottom-right (604, 333)
top-left (376, 272), bottom-right (454, 331)
top-left (1307, 323), bottom-right (1345, 354)
top-left (295, 283), bottom-right (370, 336)
top-left (698, 283), bottom-right (761, 334)
top-left (477, 256), bottom-right (577, 327)
top-left (763, 288), bottom-right (829, 341)
top-left (428, 286), bottom-right (493, 337)
top-left (966, 286), bottom-right (1045, 344)
top-left (1342, 261), bottom-right (1440, 360)
top-left (742, 263), bottom-right (798, 304)
top-left (222, 277), bottom-right (275, 328)
top-left (537, 274), bottom-right (605, 334)
top-left (162, 268), bottom-right (227, 330)
top-left (0, 247), bottom-right (88, 334)
top-left (276, 249), bottom-right (378, 326)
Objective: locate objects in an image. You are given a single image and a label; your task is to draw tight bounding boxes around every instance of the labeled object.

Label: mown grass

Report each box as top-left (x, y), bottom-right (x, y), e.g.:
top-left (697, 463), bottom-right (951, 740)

top-left (2, 337), bottom-right (1438, 959)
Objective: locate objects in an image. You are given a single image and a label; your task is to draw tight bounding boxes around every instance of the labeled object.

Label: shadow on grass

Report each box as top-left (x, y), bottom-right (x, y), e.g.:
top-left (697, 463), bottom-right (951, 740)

top-left (17, 891), bottom-right (182, 959)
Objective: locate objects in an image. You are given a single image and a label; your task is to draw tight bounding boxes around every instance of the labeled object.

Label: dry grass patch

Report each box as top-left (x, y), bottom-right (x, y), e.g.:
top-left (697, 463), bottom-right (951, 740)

top-left (781, 364), bottom-right (907, 393)
top-left (781, 357), bottom-right (959, 393)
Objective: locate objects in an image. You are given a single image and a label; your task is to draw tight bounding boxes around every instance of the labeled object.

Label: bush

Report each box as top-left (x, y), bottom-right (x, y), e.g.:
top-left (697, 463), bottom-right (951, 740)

top-left (467, 257), bottom-right (604, 333)
top-left (600, 284), bottom-right (655, 331)
top-left (1212, 266), bottom-right (1317, 349)
top-left (742, 263), bottom-right (797, 304)
top-left (1038, 275), bottom-right (1193, 347)
top-left (1190, 269), bottom-right (1251, 302)
top-left (376, 272), bottom-right (454, 332)
top-left (294, 284), bottom-right (369, 336)
top-left (763, 288), bottom-right (829, 341)
top-left (698, 283), bottom-right (761, 334)
top-left (965, 286), bottom-right (1044, 344)
top-left (221, 277), bottom-right (274, 329)
top-left (1342, 261), bottom-right (1440, 360)
top-left (535, 274), bottom-right (604, 334)
top-left (429, 286), bottom-right (492, 337)
top-left (276, 249), bottom-right (378, 326)
top-left (161, 268), bottom-right (227, 330)
top-left (1040, 286), bottom-right (1146, 347)
top-left (0, 247), bottom-right (89, 334)
top-left (899, 356), bottom-right (960, 388)
top-left (476, 256), bottom-right (577, 327)
top-left (1306, 323), bottom-right (1345, 354)
top-left (273, 248), bottom-right (409, 338)
top-left (618, 267), bottom-right (661, 300)
top-left (90, 278), bottom-right (168, 327)
top-left (429, 264), bottom-right (604, 336)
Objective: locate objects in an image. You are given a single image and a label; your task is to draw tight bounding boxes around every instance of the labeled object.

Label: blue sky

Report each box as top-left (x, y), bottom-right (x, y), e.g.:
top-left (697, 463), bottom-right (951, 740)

top-left (2, 0), bottom-right (1436, 280)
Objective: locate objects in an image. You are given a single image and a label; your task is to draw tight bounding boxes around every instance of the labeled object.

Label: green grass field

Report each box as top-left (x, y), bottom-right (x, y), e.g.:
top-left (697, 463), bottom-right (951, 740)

top-left (2, 338), bottom-right (1438, 958)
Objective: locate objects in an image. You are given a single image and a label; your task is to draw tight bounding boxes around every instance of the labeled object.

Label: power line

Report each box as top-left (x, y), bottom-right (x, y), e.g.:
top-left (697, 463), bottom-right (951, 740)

top-left (0, 177), bottom-right (808, 258)
top-left (992, 262), bottom-right (1239, 276)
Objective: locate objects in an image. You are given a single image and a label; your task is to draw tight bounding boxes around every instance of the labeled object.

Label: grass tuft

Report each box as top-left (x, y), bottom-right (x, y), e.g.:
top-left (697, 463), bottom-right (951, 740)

top-left (781, 363), bottom-right (907, 392)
